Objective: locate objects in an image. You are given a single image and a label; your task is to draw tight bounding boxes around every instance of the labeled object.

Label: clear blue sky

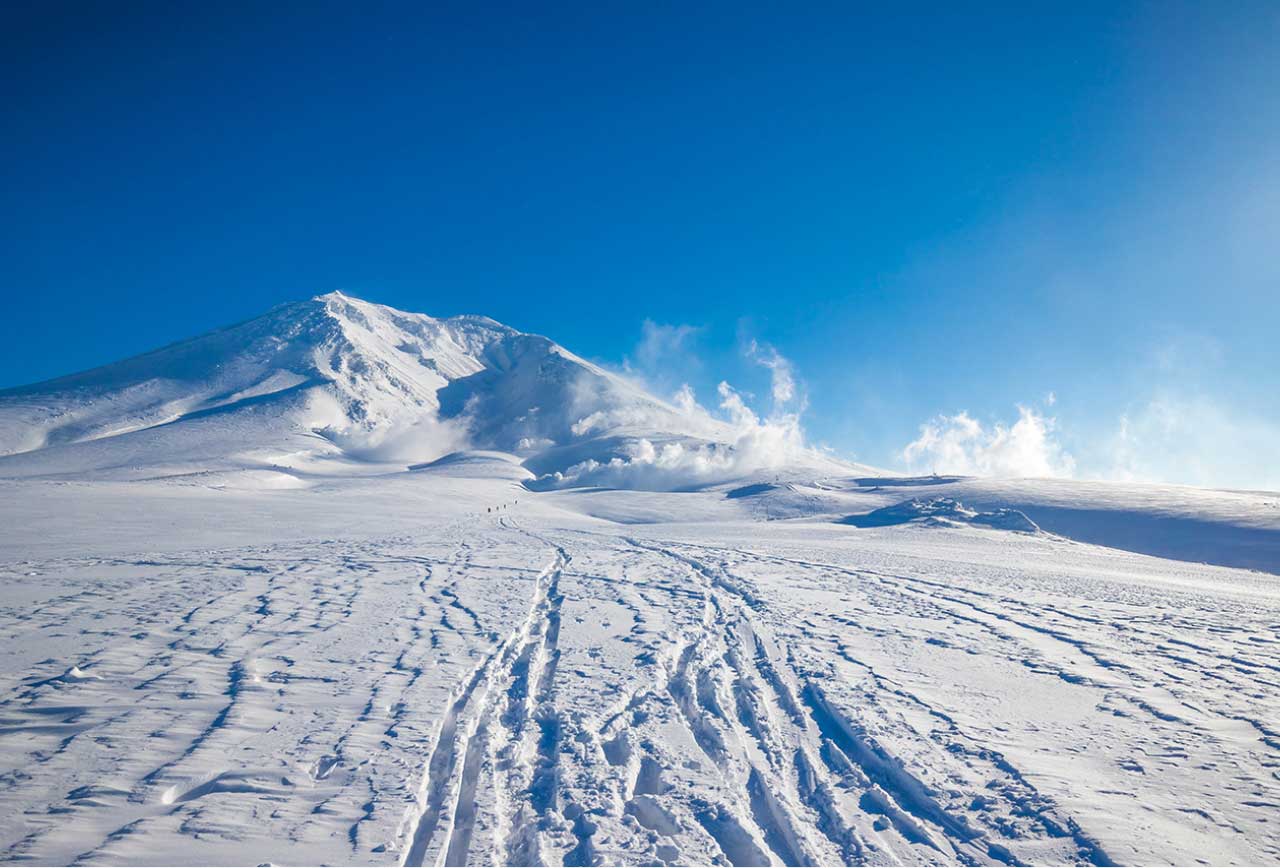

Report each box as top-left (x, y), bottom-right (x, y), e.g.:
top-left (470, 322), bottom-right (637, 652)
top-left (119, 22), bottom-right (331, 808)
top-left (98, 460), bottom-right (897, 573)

top-left (3, 2), bottom-right (1277, 485)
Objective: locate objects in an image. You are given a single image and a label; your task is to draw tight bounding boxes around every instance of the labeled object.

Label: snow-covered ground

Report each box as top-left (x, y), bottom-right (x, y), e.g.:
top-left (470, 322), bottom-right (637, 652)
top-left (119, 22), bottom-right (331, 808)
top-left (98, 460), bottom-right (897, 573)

top-left (1, 296), bottom-right (1278, 866)
top-left (2, 468), bottom-right (1278, 866)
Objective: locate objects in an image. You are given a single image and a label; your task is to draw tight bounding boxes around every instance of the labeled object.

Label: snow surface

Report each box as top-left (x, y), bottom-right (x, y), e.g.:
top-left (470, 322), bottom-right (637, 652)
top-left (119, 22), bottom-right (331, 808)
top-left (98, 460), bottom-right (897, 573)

top-left (1, 295), bottom-right (1278, 866)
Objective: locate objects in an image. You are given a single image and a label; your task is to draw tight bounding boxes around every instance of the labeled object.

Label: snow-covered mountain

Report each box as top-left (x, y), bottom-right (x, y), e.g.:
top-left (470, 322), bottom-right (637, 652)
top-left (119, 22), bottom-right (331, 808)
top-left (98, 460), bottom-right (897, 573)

top-left (2, 294), bottom-right (1279, 867)
top-left (0, 292), bottom-right (840, 486)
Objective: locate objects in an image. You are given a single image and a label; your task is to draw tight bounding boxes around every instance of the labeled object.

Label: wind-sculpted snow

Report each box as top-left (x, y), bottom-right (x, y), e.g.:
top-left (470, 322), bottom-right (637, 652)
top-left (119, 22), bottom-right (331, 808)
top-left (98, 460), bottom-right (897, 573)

top-left (1, 472), bottom-right (1278, 866)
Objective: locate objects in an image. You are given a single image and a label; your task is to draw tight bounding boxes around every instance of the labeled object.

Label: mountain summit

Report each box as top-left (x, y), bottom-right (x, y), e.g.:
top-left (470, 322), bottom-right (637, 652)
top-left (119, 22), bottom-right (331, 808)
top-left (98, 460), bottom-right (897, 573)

top-left (0, 293), bottom-right (838, 487)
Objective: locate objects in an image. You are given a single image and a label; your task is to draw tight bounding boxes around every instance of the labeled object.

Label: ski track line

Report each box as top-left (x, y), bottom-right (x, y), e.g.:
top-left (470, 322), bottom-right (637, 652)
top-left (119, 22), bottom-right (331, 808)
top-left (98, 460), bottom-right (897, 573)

top-left (716, 542), bottom-right (1122, 863)
top-left (622, 536), bottom-right (865, 868)
top-left (401, 534), bottom-right (568, 868)
top-left (622, 534), bottom-right (1119, 868)
top-left (14, 521), bottom-right (1268, 865)
top-left (751, 547), bottom-right (1270, 751)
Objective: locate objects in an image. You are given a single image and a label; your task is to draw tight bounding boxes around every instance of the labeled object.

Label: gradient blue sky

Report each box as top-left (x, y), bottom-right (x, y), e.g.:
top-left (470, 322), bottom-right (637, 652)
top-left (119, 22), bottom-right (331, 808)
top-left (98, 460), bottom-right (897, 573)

top-left (3, 2), bottom-right (1278, 485)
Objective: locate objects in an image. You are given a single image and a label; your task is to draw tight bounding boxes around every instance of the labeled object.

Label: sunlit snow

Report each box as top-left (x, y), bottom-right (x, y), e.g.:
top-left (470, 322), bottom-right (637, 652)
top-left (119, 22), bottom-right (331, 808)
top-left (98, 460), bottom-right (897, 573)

top-left (1, 295), bottom-right (1277, 866)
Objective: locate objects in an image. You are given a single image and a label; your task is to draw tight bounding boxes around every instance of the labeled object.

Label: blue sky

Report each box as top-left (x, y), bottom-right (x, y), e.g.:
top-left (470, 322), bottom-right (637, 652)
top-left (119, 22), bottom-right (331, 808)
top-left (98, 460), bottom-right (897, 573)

top-left (3, 2), bottom-right (1278, 486)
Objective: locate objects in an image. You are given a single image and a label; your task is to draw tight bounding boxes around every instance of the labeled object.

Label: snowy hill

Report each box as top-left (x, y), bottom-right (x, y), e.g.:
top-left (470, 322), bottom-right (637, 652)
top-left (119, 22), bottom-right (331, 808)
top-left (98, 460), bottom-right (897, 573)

top-left (0, 292), bottom-right (842, 487)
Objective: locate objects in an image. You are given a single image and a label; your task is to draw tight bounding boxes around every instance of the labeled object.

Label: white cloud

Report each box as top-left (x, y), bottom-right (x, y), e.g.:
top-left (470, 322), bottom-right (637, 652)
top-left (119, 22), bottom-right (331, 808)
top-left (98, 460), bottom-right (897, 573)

top-left (563, 374), bottom-right (726, 442)
top-left (901, 388), bottom-right (1280, 491)
top-left (902, 406), bottom-right (1075, 478)
top-left (539, 332), bottom-right (836, 491)
top-left (672, 383), bottom-right (700, 415)
top-left (544, 380), bottom-right (817, 491)
top-left (623, 320), bottom-right (704, 390)
top-left (1102, 395), bottom-right (1280, 490)
top-left (748, 339), bottom-right (799, 408)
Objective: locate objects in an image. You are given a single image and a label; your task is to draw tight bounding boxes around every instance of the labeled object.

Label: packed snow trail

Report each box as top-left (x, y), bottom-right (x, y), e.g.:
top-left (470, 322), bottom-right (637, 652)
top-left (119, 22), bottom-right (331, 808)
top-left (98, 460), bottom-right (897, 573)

top-left (1, 504), bottom-right (1278, 866)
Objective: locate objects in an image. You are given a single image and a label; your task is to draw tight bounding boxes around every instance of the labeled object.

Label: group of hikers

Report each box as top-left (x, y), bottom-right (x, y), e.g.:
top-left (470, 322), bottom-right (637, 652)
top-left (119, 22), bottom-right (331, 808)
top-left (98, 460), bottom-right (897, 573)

top-left (486, 500), bottom-right (517, 514)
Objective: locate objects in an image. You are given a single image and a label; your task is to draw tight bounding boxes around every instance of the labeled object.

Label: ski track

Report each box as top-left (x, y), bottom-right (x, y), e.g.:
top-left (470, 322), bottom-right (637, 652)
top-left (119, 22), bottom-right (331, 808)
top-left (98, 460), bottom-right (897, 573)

top-left (0, 512), bottom-right (1277, 866)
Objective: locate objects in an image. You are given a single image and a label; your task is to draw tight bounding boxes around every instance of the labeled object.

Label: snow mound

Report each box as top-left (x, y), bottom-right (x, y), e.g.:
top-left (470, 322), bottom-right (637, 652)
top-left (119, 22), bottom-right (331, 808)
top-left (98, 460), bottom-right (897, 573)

top-left (409, 450), bottom-right (535, 482)
top-left (841, 497), bottom-right (1041, 533)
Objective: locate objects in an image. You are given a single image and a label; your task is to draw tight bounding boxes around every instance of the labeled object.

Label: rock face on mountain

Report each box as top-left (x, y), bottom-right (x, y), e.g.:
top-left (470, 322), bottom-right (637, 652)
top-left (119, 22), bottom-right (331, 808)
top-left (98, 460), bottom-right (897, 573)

top-left (0, 292), bottom-right (756, 484)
